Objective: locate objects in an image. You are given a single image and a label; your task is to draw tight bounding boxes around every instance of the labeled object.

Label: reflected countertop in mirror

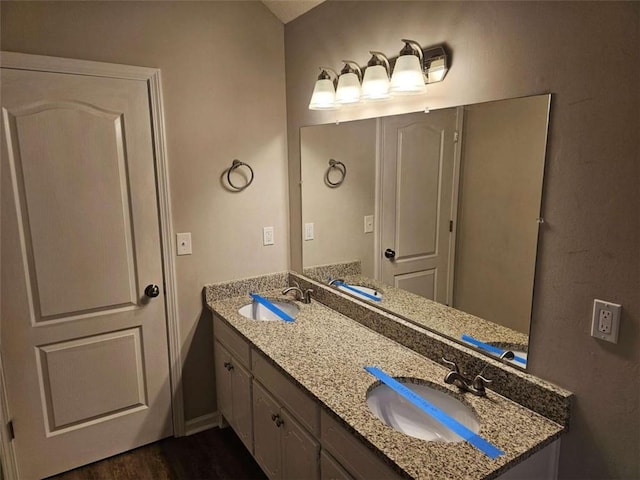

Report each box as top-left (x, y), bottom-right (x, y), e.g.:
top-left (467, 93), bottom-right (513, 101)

top-left (304, 262), bottom-right (529, 368)
top-left (299, 94), bottom-right (551, 368)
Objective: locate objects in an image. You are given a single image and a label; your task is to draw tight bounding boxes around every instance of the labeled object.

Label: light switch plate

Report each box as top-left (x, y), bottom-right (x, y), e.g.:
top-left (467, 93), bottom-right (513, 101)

top-left (364, 215), bottom-right (374, 233)
top-left (304, 223), bottom-right (314, 241)
top-left (176, 232), bottom-right (192, 255)
top-left (263, 226), bottom-right (274, 246)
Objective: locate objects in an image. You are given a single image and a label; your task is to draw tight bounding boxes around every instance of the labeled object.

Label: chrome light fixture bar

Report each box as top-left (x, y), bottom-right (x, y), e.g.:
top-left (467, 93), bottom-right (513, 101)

top-left (308, 41), bottom-right (449, 110)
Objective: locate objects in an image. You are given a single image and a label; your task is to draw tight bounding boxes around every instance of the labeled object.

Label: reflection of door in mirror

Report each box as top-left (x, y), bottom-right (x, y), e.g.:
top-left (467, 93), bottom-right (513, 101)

top-left (379, 109), bottom-right (459, 304)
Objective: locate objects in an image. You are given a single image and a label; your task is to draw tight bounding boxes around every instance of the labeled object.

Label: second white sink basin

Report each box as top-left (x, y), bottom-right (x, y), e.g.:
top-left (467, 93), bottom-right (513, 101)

top-left (366, 379), bottom-right (480, 442)
top-left (238, 300), bottom-right (299, 321)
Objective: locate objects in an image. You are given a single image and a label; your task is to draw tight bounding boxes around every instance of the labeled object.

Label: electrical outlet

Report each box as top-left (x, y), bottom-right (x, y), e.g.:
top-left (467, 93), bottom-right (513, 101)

top-left (598, 310), bottom-right (612, 334)
top-left (591, 299), bottom-right (621, 344)
top-left (304, 223), bottom-right (314, 241)
top-left (263, 226), bottom-right (274, 246)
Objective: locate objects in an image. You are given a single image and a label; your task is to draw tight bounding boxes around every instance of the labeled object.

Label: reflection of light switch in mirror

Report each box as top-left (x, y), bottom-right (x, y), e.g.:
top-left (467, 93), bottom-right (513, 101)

top-left (364, 215), bottom-right (374, 233)
top-left (176, 232), bottom-right (192, 255)
top-left (304, 223), bottom-right (314, 241)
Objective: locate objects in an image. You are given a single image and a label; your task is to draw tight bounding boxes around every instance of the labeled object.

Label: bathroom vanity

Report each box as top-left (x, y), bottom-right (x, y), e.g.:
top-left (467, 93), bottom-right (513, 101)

top-left (206, 273), bottom-right (571, 480)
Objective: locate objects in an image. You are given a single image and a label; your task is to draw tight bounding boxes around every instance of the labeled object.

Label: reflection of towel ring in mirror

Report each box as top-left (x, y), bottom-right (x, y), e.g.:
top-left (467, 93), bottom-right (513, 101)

top-left (226, 159), bottom-right (254, 191)
top-left (325, 159), bottom-right (346, 188)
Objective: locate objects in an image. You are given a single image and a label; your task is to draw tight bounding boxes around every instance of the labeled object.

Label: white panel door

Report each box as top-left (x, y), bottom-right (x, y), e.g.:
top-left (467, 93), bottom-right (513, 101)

top-left (380, 110), bottom-right (458, 304)
top-left (1, 67), bottom-right (172, 479)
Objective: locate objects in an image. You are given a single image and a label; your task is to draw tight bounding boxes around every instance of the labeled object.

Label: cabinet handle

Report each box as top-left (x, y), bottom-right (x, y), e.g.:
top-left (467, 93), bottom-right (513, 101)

top-left (223, 361), bottom-right (234, 371)
top-left (271, 413), bottom-right (284, 427)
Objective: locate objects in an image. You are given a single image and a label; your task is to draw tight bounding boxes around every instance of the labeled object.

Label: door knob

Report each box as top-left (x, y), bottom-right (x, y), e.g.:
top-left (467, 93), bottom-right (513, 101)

top-left (384, 248), bottom-right (396, 259)
top-left (144, 284), bottom-right (160, 298)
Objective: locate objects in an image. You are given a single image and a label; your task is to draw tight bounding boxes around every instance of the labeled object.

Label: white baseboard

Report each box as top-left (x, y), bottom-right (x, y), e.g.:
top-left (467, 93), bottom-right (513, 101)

top-left (184, 411), bottom-right (222, 436)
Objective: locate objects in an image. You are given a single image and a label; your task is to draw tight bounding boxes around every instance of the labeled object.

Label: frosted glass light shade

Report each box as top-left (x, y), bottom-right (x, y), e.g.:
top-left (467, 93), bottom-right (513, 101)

top-left (361, 65), bottom-right (390, 100)
top-left (309, 78), bottom-right (337, 110)
top-left (335, 72), bottom-right (361, 104)
top-left (390, 55), bottom-right (426, 95)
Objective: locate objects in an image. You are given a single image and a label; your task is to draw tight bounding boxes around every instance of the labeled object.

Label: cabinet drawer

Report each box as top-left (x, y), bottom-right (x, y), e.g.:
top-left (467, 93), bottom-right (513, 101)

top-left (252, 352), bottom-right (320, 436)
top-left (213, 315), bottom-right (250, 367)
top-left (321, 410), bottom-right (402, 480)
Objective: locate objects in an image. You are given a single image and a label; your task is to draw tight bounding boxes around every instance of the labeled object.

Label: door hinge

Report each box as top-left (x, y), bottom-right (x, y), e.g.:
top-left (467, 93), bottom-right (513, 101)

top-left (7, 420), bottom-right (15, 440)
top-left (454, 131), bottom-right (459, 143)
top-left (449, 220), bottom-right (454, 232)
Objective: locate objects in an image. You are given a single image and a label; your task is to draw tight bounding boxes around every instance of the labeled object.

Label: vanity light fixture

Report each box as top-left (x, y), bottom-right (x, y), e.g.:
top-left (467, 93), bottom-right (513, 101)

top-left (307, 42), bottom-right (449, 110)
top-left (361, 51), bottom-right (391, 101)
top-left (308, 67), bottom-right (339, 111)
top-left (389, 39), bottom-right (427, 95)
top-left (335, 61), bottom-right (363, 105)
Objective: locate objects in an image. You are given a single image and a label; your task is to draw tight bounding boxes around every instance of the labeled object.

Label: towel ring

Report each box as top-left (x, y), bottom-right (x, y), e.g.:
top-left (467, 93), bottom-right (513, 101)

top-left (325, 159), bottom-right (346, 188)
top-left (226, 159), bottom-right (254, 191)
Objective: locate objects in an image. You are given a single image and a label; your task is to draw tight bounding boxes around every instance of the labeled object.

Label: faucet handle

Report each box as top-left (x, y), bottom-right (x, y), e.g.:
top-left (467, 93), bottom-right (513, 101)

top-left (442, 357), bottom-right (460, 373)
top-left (472, 374), bottom-right (492, 391)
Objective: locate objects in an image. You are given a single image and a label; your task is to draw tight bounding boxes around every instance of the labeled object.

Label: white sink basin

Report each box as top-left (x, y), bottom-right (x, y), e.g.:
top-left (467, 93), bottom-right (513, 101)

top-left (366, 379), bottom-right (480, 442)
top-left (238, 300), bottom-right (299, 321)
top-left (337, 284), bottom-right (383, 302)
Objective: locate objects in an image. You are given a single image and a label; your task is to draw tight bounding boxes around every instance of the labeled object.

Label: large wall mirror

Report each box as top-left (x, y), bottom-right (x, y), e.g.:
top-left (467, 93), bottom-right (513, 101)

top-left (300, 94), bottom-right (551, 369)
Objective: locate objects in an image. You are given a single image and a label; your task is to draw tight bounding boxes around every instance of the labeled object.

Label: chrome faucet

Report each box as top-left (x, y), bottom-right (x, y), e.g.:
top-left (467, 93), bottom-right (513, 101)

top-left (442, 358), bottom-right (492, 397)
top-left (282, 283), bottom-right (313, 304)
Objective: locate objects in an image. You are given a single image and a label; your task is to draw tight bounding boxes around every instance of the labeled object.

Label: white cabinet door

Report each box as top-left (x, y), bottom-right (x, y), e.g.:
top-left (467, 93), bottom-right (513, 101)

top-left (253, 381), bottom-right (282, 480)
top-left (320, 450), bottom-right (353, 480)
top-left (232, 360), bottom-right (253, 453)
top-left (1, 63), bottom-right (172, 479)
top-left (281, 409), bottom-right (320, 480)
top-left (214, 340), bottom-right (233, 423)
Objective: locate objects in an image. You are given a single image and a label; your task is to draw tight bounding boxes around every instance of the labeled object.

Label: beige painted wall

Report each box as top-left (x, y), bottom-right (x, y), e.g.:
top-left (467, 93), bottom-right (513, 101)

top-left (454, 96), bottom-right (548, 334)
top-left (285, 2), bottom-right (639, 479)
top-left (301, 120), bottom-right (376, 276)
top-left (1, 1), bottom-right (288, 422)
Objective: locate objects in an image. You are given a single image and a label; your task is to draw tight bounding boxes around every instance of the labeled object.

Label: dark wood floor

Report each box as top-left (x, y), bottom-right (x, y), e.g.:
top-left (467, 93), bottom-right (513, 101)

top-left (49, 427), bottom-right (267, 480)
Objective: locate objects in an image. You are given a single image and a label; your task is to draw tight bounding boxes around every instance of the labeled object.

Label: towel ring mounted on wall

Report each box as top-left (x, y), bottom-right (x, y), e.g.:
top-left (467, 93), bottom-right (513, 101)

top-left (325, 158), bottom-right (347, 188)
top-left (224, 159), bottom-right (254, 192)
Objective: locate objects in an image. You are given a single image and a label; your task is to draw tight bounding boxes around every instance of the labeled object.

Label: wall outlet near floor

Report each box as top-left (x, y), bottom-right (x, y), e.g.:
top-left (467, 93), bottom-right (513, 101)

top-left (304, 223), bottom-right (314, 241)
top-left (591, 299), bottom-right (621, 343)
top-left (263, 226), bottom-right (274, 246)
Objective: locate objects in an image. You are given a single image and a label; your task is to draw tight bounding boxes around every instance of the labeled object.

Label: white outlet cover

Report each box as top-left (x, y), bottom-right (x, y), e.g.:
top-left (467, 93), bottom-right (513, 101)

top-left (304, 223), bottom-right (314, 241)
top-left (364, 215), bottom-right (374, 233)
top-left (591, 299), bottom-right (622, 343)
top-left (176, 232), bottom-right (192, 255)
top-left (263, 226), bottom-right (275, 246)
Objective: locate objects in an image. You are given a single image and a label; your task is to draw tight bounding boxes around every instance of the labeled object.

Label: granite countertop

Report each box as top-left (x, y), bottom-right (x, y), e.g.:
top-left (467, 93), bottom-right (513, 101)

top-left (207, 288), bottom-right (564, 480)
top-left (313, 271), bottom-right (530, 350)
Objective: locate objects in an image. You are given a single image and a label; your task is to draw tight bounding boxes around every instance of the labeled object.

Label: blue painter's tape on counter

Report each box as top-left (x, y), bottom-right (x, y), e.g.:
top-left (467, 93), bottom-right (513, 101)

top-left (334, 281), bottom-right (382, 302)
top-left (461, 334), bottom-right (527, 366)
top-left (364, 366), bottom-right (504, 459)
top-left (250, 293), bottom-right (295, 322)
